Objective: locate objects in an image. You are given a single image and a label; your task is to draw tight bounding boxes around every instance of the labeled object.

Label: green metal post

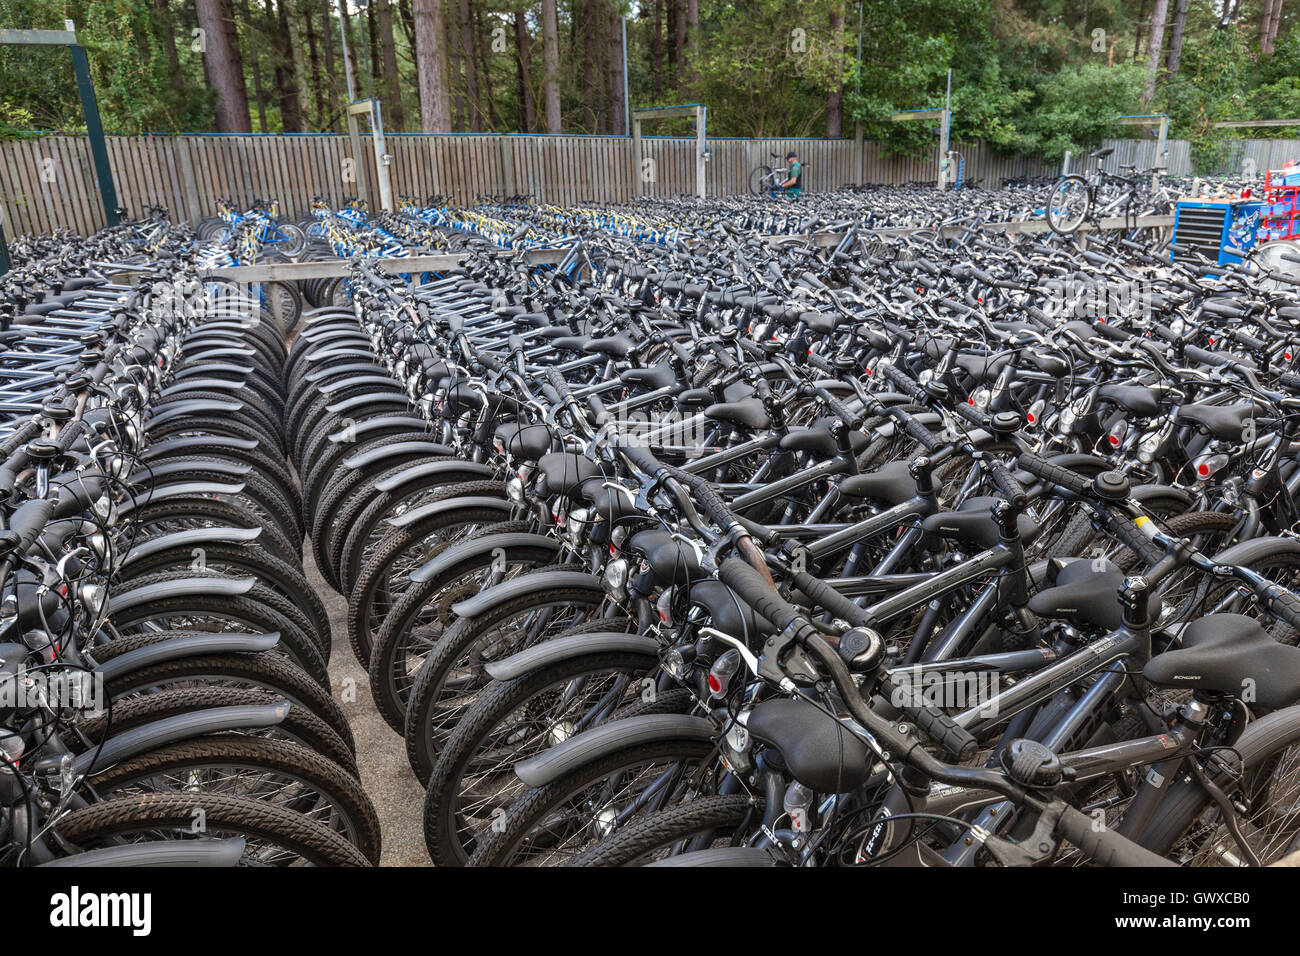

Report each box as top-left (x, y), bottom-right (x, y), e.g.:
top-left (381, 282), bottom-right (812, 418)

top-left (69, 44), bottom-right (119, 225)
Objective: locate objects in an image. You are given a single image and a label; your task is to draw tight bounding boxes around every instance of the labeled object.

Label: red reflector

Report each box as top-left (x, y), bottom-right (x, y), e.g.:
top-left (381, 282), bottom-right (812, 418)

top-left (1109, 434), bottom-right (1120, 446)
top-left (1198, 463), bottom-right (1210, 477)
top-left (1209, 337), bottom-right (1215, 345)
top-left (1287, 352), bottom-right (1293, 361)
top-left (1026, 413), bottom-right (1036, 423)
top-left (707, 674), bottom-right (722, 694)
top-left (968, 398), bottom-right (975, 405)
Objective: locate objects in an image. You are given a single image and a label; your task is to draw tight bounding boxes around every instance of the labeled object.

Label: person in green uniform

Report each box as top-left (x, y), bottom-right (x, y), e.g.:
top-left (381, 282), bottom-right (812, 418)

top-left (778, 151), bottom-right (803, 198)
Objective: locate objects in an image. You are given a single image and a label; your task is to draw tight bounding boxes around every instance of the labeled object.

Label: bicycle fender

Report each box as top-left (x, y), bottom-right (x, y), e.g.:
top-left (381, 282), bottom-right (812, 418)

top-left (141, 434), bottom-right (261, 458)
top-left (374, 458), bottom-right (495, 493)
top-left (116, 481), bottom-right (247, 516)
top-left (129, 458), bottom-right (251, 484)
top-left (1209, 535), bottom-right (1300, 567)
top-left (386, 495), bottom-right (511, 531)
top-left (485, 632), bottom-right (657, 682)
top-left (95, 632), bottom-right (280, 682)
top-left (76, 701), bottom-right (289, 776)
top-left (327, 416), bottom-right (432, 445)
top-left (144, 400), bottom-right (245, 427)
top-left (40, 838), bottom-right (247, 868)
top-left (324, 391), bottom-right (410, 416)
top-left (450, 569), bottom-right (604, 619)
top-left (120, 526), bottom-right (263, 568)
top-left (342, 439), bottom-right (456, 470)
top-left (514, 714), bottom-right (716, 788)
top-left (409, 531), bottom-right (559, 584)
top-left (106, 576), bottom-right (258, 616)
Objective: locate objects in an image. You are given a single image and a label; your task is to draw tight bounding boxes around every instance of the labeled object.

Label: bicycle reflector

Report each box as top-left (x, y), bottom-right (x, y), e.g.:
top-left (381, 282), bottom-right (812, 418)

top-left (708, 649), bottom-right (741, 698)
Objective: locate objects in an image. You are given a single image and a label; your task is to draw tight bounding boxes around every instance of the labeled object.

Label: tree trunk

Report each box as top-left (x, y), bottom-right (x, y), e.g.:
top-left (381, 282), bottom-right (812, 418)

top-left (152, 0), bottom-right (183, 89)
top-left (272, 1), bottom-right (304, 132)
top-left (320, 0), bottom-right (340, 126)
top-left (542, 0), bottom-right (562, 132)
top-left (284, 2), bottom-right (313, 130)
top-left (196, 0), bottom-right (251, 132)
top-left (1133, 0), bottom-right (1146, 59)
top-left (674, 0), bottom-right (687, 75)
top-left (413, 0), bottom-right (452, 131)
top-left (456, 0), bottom-right (482, 129)
top-left (649, 0), bottom-right (663, 97)
top-left (1141, 0), bottom-right (1169, 104)
top-left (1260, 0), bottom-right (1284, 53)
top-left (473, 4), bottom-right (498, 129)
top-left (605, 6), bottom-right (625, 135)
top-left (685, 0), bottom-right (698, 88)
top-left (1165, 0), bottom-right (1189, 74)
top-left (376, 0), bottom-right (406, 130)
top-left (826, 3), bottom-right (845, 138)
top-left (515, 10), bottom-right (536, 132)
top-left (580, 1), bottom-right (598, 132)
top-left (240, 0), bottom-right (269, 131)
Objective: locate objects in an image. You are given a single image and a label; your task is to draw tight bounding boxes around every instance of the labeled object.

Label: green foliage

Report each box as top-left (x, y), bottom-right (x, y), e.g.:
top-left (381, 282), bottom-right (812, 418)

top-left (0, 0), bottom-right (1296, 161)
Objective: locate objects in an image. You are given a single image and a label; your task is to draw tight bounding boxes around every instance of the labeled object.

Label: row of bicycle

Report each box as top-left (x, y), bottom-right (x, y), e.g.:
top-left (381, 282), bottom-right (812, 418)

top-left (0, 242), bottom-right (378, 866)
top-left (282, 213), bottom-right (1300, 866)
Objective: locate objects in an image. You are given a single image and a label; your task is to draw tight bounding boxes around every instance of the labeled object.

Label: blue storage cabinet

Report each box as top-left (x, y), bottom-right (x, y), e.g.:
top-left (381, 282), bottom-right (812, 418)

top-left (1172, 199), bottom-right (1264, 265)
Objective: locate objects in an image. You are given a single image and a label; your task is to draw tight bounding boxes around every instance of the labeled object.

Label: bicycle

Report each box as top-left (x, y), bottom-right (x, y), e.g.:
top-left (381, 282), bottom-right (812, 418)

top-left (1046, 148), bottom-right (1167, 236)
top-left (749, 152), bottom-right (796, 196)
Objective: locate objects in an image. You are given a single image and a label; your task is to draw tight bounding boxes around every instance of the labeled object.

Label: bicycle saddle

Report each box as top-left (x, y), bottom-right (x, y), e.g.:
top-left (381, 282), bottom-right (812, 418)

top-left (537, 451), bottom-right (603, 498)
top-left (548, 335), bottom-right (590, 352)
top-left (1098, 384), bottom-right (1161, 417)
top-left (1091, 147), bottom-right (1114, 159)
top-left (956, 351), bottom-right (1011, 382)
top-left (778, 421), bottom-right (869, 459)
top-left (583, 334), bottom-right (636, 359)
top-left (746, 698), bottom-right (871, 793)
top-left (704, 398), bottom-right (771, 430)
top-left (581, 483), bottom-right (645, 541)
top-left (837, 460), bottom-right (918, 505)
top-left (645, 538), bottom-right (707, 586)
top-left (493, 421), bottom-right (554, 462)
top-left (619, 362), bottom-right (678, 390)
top-left (921, 496), bottom-right (1040, 551)
top-left (1027, 557), bottom-right (1125, 631)
top-left (689, 578), bottom-right (773, 641)
top-left (1144, 614), bottom-right (1300, 709)
top-left (1176, 403), bottom-right (1257, 442)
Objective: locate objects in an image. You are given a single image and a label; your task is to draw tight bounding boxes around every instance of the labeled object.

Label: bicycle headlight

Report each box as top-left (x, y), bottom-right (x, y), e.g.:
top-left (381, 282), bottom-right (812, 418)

top-left (78, 582), bottom-right (108, 620)
top-left (506, 475), bottom-right (526, 503)
top-left (604, 557), bottom-right (630, 597)
top-left (1059, 406), bottom-right (1077, 430)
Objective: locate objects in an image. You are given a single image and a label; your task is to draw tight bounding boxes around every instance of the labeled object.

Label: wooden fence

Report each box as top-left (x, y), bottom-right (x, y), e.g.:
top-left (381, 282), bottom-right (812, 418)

top-left (0, 132), bottom-right (1059, 236)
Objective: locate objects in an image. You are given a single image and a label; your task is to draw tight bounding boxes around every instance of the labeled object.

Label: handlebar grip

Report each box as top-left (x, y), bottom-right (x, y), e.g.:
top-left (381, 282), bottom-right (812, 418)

top-left (1016, 452), bottom-right (1093, 496)
top-left (790, 570), bottom-right (870, 628)
top-left (877, 363), bottom-right (928, 405)
top-left (619, 442), bottom-right (663, 476)
top-left (1278, 371), bottom-right (1300, 391)
top-left (951, 400), bottom-right (990, 428)
top-left (825, 396), bottom-right (860, 429)
top-left (55, 420), bottom-right (86, 454)
top-left (1110, 517), bottom-right (1165, 569)
top-left (1259, 582), bottom-right (1300, 631)
top-left (985, 457), bottom-right (1027, 509)
top-left (6, 498), bottom-right (54, 556)
top-left (890, 408), bottom-right (939, 451)
top-left (877, 674), bottom-right (978, 761)
top-left (545, 365), bottom-right (572, 399)
top-left (1053, 803), bottom-right (1175, 867)
top-left (718, 557), bottom-right (802, 633)
top-left (0, 420), bottom-right (41, 459)
top-left (476, 350), bottom-right (504, 374)
top-left (805, 350), bottom-right (834, 374)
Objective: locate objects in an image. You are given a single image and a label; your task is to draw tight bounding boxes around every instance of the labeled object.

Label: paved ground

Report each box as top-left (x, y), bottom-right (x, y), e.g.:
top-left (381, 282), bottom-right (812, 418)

top-left (304, 554), bottom-right (430, 867)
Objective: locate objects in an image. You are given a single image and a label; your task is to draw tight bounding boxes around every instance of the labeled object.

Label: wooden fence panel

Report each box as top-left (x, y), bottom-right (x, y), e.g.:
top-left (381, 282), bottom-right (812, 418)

top-left (0, 132), bottom-right (1077, 234)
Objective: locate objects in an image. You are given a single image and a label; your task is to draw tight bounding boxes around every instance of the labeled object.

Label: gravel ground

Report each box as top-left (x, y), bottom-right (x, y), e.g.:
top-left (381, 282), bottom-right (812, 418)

top-left (304, 554), bottom-right (431, 867)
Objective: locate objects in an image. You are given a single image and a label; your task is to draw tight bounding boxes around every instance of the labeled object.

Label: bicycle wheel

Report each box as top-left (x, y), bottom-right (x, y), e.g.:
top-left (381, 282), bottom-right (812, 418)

top-left (1137, 705), bottom-right (1300, 864)
top-left (1046, 175), bottom-right (1090, 236)
top-left (749, 166), bottom-right (774, 196)
top-left (571, 794), bottom-right (762, 866)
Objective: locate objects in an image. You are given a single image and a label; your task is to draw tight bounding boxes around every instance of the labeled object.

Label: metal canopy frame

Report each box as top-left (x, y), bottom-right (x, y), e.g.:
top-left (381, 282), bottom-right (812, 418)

top-left (0, 24), bottom-right (119, 274)
top-left (1115, 114), bottom-right (1169, 187)
top-left (890, 71), bottom-right (955, 190)
top-left (346, 99), bottom-right (394, 212)
top-left (631, 103), bottom-right (707, 199)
